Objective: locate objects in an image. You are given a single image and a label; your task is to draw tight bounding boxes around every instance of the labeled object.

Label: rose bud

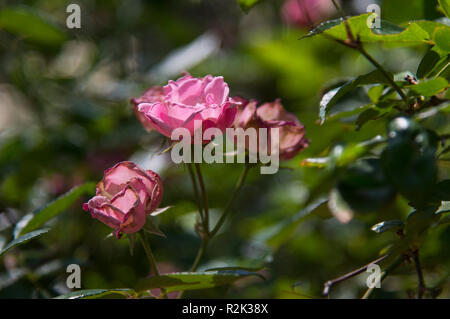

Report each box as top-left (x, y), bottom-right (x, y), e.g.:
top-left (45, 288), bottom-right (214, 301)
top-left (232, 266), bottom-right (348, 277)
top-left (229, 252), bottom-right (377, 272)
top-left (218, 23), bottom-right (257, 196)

top-left (131, 86), bottom-right (164, 132)
top-left (135, 73), bottom-right (238, 143)
top-left (83, 161), bottom-right (163, 239)
top-left (235, 99), bottom-right (310, 161)
top-left (281, 0), bottom-right (337, 28)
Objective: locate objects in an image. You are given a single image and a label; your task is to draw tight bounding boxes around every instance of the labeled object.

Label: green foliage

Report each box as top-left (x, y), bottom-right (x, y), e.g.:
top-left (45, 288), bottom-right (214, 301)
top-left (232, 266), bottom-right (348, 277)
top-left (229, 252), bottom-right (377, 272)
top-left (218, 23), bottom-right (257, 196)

top-left (303, 14), bottom-right (431, 45)
top-left (0, 6), bottom-right (67, 47)
top-left (136, 271), bottom-right (264, 293)
top-left (407, 77), bottom-right (449, 96)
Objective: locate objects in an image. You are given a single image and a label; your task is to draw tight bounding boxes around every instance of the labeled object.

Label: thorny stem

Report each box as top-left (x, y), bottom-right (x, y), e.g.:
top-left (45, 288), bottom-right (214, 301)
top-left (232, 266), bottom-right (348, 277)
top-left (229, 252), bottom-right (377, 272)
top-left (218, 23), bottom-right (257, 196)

top-left (323, 254), bottom-right (389, 297)
top-left (361, 256), bottom-right (404, 299)
top-left (138, 232), bottom-right (168, 299)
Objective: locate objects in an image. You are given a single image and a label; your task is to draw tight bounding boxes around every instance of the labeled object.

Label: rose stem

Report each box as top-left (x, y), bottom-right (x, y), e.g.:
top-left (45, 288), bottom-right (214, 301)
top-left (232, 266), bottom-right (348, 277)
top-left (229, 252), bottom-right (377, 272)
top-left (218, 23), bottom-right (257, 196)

top-left (138, 231), bottom-right (168, 299)
top-left (178, 164), bottom-right (251, 299)
top-left (186, 163), bottom-right (205, 226)
top-left (194, 163), bottom-right (210, 234)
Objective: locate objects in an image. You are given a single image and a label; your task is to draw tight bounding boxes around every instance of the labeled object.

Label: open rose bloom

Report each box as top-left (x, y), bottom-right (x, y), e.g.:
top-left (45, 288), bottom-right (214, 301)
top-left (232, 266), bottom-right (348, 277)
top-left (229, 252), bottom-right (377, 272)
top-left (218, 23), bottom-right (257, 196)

top-left (235, 99), bottom-right (310, 160)
top-left (131, 86), bottom-right (164, 132)
top-left (133, 74), bottom-right (238, 143)
top-left (83, 161), bottom-right (163, 238)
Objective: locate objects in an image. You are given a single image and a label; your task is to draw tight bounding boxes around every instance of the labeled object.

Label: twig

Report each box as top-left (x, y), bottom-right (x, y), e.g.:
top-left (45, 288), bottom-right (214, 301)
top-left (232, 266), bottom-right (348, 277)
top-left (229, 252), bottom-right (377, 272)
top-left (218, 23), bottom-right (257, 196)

top-left (356, 45), bottom-right (410, 107)
top-left (323, 254), bottom-right (389, 297)
top-left (361, 256), bottom-right (404, 299)
top-left (412, 250), bottom-right (426, 299)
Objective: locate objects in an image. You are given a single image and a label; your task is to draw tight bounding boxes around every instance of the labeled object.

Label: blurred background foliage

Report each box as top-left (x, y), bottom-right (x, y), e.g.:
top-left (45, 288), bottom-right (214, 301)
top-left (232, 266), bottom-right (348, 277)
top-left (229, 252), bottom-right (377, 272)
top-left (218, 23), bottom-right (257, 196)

top-left (0, 0), bottom-right (449, 298)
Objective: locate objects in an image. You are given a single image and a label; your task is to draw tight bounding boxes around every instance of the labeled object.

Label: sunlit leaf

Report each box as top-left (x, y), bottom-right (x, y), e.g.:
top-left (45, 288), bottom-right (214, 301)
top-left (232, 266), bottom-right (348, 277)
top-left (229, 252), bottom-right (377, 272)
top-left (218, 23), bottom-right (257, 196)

top-left (407, 77), bottom-right (449, 96)
top-left (433, 26), bottom-right (450, 52)
top-left (303, 14), bottom-right (430, 45)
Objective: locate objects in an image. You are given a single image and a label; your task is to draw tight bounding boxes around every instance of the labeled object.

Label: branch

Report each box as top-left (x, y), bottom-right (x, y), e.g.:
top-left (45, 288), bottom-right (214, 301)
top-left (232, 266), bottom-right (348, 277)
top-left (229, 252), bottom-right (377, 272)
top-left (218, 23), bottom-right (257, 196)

top-left (323, 254), bottom-right (389, 297)
top-left (412, 249), bottom-right (426, 299)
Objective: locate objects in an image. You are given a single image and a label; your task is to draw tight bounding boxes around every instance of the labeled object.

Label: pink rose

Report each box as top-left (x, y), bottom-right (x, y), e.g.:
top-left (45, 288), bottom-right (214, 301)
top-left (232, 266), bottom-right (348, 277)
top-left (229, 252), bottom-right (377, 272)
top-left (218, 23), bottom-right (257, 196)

top-left (83, 161), bottom-right (163, 239)
top-left (281, 0), bottom-right (336, 28)
top-left (235, 98), bottom-right (310, 161)
top-left (131, 86), bottom-right (164, 132)
top-left (134, 74), bottom-right (238, 143)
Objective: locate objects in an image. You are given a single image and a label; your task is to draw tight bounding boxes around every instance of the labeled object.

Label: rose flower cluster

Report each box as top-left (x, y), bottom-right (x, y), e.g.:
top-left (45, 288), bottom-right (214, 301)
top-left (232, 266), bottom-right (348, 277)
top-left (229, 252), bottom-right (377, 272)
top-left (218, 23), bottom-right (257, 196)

top-left (84, 74), bottom-right (309, 238)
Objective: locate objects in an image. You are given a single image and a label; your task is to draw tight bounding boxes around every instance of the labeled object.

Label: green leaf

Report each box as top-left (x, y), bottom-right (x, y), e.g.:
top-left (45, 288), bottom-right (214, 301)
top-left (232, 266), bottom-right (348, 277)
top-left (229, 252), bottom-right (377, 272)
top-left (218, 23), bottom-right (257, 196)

top-left (433, 26), bottom-right (450, 53)
top-left (407, 77), bottom-right (449, 96)
top-left (439, 0), bottom-right (450, 18)
top-left (54, 288), bottom-right (135, 299)
top-left (371, 220), bottom-right (404, 233)
top-left (136, 271), bottom-right (263, 293)
top-left (319, 70), bottom-right (392, 123)
top-left (414, 20), bottom-right (450, 39)
top-left (0, 228), bottom-right (50, 256)
top-left (14, 182), bottom-right (95, 237)
top-left (303, 14), bottom-right (430, 45)
top-left (368, 85), bottom-right (385, 103)
top-left (0, 6), bottom-right (67, 47)
top-left (238, 0), bottom-right (261, 13)
top-left (417, 49), bottom-right (441, 78)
